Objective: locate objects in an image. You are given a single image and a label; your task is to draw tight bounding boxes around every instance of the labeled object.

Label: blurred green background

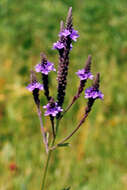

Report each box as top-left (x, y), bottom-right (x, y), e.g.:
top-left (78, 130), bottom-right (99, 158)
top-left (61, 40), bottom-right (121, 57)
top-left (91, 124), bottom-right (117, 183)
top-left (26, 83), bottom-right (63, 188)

top-left (0, 0), bottom-right (127, 189)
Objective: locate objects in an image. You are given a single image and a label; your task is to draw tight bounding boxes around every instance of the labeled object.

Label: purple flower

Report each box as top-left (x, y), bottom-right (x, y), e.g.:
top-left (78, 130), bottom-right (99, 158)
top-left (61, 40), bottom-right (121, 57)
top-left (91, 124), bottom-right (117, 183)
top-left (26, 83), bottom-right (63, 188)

top-left (85, 87), bottom-right (104, 99)
top-left (53, 41), bottom-right (64, 50)
top-left (59, 29), bottom-right (71, 37)
top-left (70, 29), bottom-right (79, 41)
top-left (43, 102), bottom-right (63, 117)
top-left (59, 28), bottom-right (79, 42)
top-left (35, 61), bottom-right (56, 75)
top-left (26, 82), bottom-right (43, 92)
top-left (76, 69), bottom-right (93, 80)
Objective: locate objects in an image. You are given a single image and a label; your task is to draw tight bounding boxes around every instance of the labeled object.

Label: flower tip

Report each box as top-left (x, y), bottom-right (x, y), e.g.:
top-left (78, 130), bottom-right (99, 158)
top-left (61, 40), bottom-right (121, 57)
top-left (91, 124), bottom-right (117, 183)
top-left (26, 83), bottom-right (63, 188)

top-left (88, 55), bottom-right (92, 61)
top-left (68, 7), bottom-right (72, 13)
top-left (93, 73), bottom-right (100, 89)
top-left (60, 20), bottom-right (64, 32)
top-left (97, 72), bottom-right (100, 78)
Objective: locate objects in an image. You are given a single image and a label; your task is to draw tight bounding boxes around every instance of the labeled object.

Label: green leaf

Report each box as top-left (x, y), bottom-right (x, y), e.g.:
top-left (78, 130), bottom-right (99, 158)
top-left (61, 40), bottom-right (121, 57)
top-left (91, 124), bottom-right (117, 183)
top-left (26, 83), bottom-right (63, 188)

top-left (58, 143), bottom-right (70, 147)
top-left (62, 187), bottom-right (71, 190)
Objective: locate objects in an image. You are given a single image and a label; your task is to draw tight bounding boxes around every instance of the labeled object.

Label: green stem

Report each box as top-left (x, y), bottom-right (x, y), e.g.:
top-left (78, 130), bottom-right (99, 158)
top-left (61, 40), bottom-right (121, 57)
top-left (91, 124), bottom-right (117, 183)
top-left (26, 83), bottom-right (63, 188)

top-left (41, 149), bottom-right (52, 190)
top-left (56, 119), bottom-right (60, 135)
top-left (41, 119), bottom-right (60, 190)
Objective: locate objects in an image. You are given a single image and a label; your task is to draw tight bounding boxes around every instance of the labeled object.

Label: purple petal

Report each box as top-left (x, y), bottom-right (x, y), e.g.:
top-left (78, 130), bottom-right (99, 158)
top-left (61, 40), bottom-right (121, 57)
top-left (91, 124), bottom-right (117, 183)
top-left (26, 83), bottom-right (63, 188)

top-left (53, 41), bottom-right (64, 50)
top-left (43, 102), bottom-right (63, 117)
top-left (35, 61), bottom-right (56, 75)
top-left (76, 69), bottom-right (93, 80)
top-left (70, 29), bottom-right (79, 41)
top-left (26, 82), bottom-right (43, 91)
top-left (59, 29), bottom-right (71, 37)
top-left (85, 87), bottom-right (104, 100)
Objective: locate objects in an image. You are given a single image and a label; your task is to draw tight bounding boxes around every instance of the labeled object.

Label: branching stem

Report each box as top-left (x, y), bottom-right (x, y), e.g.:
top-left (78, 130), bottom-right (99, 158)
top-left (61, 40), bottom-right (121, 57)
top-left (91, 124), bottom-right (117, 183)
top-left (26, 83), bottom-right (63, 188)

top-left (50, 113), bottom-right (88, 151)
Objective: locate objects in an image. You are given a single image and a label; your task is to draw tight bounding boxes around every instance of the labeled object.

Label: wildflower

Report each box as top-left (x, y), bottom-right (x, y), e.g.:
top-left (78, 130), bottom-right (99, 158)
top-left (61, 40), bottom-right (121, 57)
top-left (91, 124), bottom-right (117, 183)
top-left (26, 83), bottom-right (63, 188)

top-left (27, 70), bottom-right (43, 107)
top-left (26, 82), bottom-right (43, 92)
top-left (43, 98), bottom-right (63, 117)
top-left (85, 87), bottom-right (104, 99)
top-left (57, 8), bottom-right (73, 111)
top-left (75, 55), bottom-right (93, 97)
top-left (83, 73), bottom-right (103, 121)
top-left (70, 29), bottom-right (79, 41)
top-left (53, 41), bottom-right (64, 50)
top-left (59, 28), bottom-right (79, 42)
top-left (59, 29), bottom-right (71, 37)
top-left (76, 69), bottom-right (93, 80)
top-left (38, 53), bottom-right (53, 101)
top-left (84, 72), bottom-right (104, 117)
top-left (35, 61), bottom-right (56, 75)
top-left (85, 73), bottom-right (104, 100)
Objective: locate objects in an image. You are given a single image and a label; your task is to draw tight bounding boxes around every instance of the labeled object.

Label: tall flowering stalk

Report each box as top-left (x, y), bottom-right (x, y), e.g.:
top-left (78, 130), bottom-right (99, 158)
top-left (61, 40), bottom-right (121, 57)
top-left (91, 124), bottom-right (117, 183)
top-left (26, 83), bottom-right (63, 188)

top-left (26, 7), bottom-right (103, 190)
top-left (53, 7), bottom-right (79, 115)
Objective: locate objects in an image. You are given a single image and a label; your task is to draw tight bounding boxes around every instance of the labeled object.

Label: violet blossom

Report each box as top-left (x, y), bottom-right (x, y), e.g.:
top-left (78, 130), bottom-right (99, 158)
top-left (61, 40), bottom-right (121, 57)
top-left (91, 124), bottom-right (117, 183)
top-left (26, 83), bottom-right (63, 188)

top-left (26, 82), bottom-right (43, 92)
top-left (76, 69), bottom-right (93, 80)
top-left (70, 29), bottom-right (79, 41)
top-left (59, 28), bottom-right (79, 42)
top-left (43, 102), bottom-right (63, 117)
top-left (59, 29), bottom-right (71, 37)
top-left (53, 41), bottom-right (64, 50)
top-left (35, 61), bottom-right (56, 75)
top-left (85, 87), bottom-right (104, 99)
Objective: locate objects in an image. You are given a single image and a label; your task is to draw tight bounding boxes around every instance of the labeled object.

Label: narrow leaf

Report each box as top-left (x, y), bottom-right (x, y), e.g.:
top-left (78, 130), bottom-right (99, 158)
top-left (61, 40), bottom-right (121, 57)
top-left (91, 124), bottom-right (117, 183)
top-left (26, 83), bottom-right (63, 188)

top-left (58, 143), bottom-right (70, 147)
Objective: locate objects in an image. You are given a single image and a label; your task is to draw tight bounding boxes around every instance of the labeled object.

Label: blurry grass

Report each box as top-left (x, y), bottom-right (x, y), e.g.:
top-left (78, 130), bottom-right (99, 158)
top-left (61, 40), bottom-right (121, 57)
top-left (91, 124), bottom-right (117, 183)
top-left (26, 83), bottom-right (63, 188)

top-left (0, 0), bottom-right (127, 189)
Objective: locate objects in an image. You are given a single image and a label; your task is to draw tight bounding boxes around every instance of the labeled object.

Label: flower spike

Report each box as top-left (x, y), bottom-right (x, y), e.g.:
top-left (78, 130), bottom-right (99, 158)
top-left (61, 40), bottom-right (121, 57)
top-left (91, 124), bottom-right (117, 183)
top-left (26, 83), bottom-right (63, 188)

top-left (26, 70), bottom-right (43, 107)
top-left (85, 73), bottom-right (104, 100)
top-left (66, 7), bottom-right (73, 30)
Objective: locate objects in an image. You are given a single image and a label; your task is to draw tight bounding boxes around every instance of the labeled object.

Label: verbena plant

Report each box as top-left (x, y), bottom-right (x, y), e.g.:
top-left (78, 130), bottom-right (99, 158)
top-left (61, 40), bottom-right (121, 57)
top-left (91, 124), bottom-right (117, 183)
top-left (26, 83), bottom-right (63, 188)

top-left (26, 7), bottom-right (103, 190)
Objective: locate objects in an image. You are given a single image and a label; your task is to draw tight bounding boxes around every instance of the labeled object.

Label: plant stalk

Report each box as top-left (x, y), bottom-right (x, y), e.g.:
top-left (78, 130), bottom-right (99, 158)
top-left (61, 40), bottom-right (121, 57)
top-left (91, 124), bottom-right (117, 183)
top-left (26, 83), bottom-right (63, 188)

top-left (41, 149), bottom-right (52, 190)
top-left (41, 119), bottom-right (60, 190)
top-left (37, 107), bottom-right (49, 154)
top-left (50, 113), bottom-right (88, 151)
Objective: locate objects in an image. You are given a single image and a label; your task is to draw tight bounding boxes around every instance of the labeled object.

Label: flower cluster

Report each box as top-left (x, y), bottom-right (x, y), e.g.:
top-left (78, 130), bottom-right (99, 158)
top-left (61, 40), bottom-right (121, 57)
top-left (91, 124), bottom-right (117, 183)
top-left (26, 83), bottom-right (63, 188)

top-left (53, 28), bottom-right (79, 50)
top-left (27, 7), bottom-right (104, 120)
top-left (43, 102), bottom-right (63, 117)
top-left (35, 61), bottom-right (56, 75)
top-left (76, 69), bottom-right (93, 80)
top-left (26, 82), bottom-right (43, 92)
top-left (26, 7), bottom-right (104, 160)
top-left (85, 87), bottom-right (104, 99)
top-left (53, 41), bottom-right (64, 50)
top-left (53, 8), bottom-right (80, 111)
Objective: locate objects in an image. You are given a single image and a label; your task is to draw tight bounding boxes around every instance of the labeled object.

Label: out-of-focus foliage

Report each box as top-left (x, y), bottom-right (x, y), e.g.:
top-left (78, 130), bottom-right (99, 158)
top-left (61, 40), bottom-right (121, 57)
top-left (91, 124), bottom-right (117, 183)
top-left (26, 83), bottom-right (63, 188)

top-left (0, 0), bottom-right (127, 189)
